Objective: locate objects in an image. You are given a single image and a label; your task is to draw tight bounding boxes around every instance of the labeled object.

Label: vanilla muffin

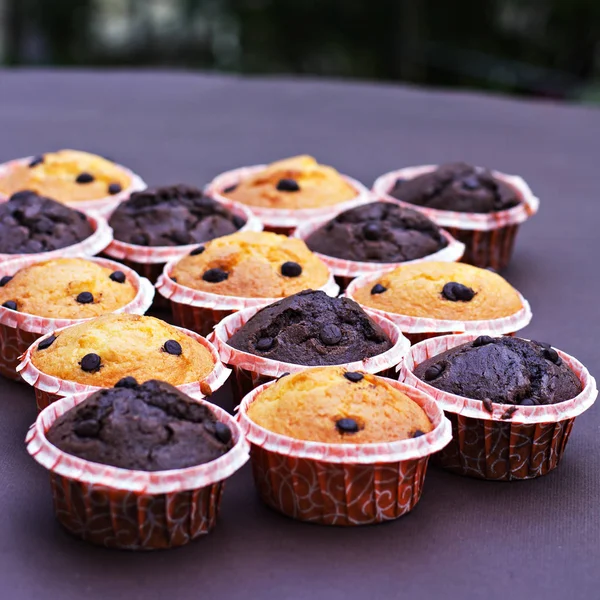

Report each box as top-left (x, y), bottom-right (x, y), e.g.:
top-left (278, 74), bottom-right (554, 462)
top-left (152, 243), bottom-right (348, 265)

top-left (248, 367), bottom-right (433, 444)
top-left (0, 258), bottom-right (136, 319)
top-left (222, 155), bottom-right (357, 209)
top-left (171, 231), bottom-right (330, 298)
top-left (0, 150), bottom-right (132, 203)
top-left (352, 261), bottom-right (523, 321)
top-left (31, 314), bottom-right (214, 386)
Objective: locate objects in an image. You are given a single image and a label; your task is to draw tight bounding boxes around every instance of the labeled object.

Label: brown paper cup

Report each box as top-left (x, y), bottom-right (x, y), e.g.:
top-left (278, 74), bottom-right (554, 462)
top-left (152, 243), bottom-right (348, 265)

top-left (210, 305), bottom-right (410, 403)
top-left (0, 256), bottom-right (154, 381)
top-left (372, 166), bottom-right (540, 271)
top-left (0, 156), bottom-right (146, 218)
top-left (206, 164), bottom-right (372, 235)
top-left (399, 333), bottom-right (598, 480)
top-left (345, 269), bottom-right (532, 344)
top-left (26, 392), bottom-right (249, 549)
top-left (237, 377), bottom-right (451, 525)
top-left (17, 324), bottom-right (230, 411)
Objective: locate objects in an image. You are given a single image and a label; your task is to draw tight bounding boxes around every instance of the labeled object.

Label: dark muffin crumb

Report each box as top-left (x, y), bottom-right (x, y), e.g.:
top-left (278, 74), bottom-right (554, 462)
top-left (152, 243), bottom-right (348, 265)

top-left (390, 162), bottom-right (520, 214)
top-left (414, 337), bottom-right (582, 405)
top-left (109, 184), bottom-right (245, 246)
top-left (0, 191), bottom-right (93, 254)
top-left (306, 202), bottom-right (447, 262)
top-left (46, 380), bottom-right (233, 471)
top-left (227, 290), bottom-right (393, 366)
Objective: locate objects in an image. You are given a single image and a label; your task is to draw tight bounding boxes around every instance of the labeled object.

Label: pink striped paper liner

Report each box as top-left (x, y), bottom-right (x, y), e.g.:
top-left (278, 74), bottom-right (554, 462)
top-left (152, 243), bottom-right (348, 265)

top-left (236, 375), bottom-right (451, 525)
top-left (26, 391), bottom-right (249, 549)
top-left (0, 212), bottom-right (113, 264)
top-left (345, 269), bottom-right (532, 338)
top-left (206, 164), bottom-right (372, 232)
top-left (17, 324), bottom-right (231, 410)
top-left (399, 333), bottom-right (597, 480)
top-left (0, 156), bottom-right (146, 218)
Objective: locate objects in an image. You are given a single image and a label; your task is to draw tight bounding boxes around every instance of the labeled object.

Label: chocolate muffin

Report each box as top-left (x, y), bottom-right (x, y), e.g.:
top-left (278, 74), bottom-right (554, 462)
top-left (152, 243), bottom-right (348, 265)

top-left (227, 290), bottom-right (393, 366)
top-left (46, 379), bottom-right (233, 471)
top-left (414, 336), bottom-right (582, 406)
top-left (0, 191), bottom-right (93, 254)
top-left (109, 185), bottom-right (245, 247)
top-left (390, 162), bottom-right (521, 213)
top-left (305, 202), bottom-right (447, 262)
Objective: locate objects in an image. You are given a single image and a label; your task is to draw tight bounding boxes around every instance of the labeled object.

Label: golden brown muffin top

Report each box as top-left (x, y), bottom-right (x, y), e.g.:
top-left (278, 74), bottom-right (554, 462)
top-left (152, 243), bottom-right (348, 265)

top-left (352, 261), bottom-right (523, 321)
top-left (171, 231), bottom-right (330, 298)
top-left (0, 258), bottom-right (136, 319)
top-left (222, 155), bottom-right (357, 209)
top-left (0, 150), bottom-right (131, 203)
top-left (31, 314), bottom-right (214, 387)
top-left (247, 367), bottom-right (432, 444)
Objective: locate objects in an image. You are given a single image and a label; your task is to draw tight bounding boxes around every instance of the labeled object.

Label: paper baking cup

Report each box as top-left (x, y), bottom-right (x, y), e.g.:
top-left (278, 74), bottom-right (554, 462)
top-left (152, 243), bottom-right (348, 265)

top-left (345, 269), bottom-right (532, 345)
top-left (372, 166), bottom-right (540, 271)
top-left (0, 256), bottom-right (154, 381)
top-left (237, 377), bottom-right (451, 525)
top-left (206, 164), bottom-right (372, 234)
top-left (210, 305), bottom-right (410, 403)
top-left (0, 156), bottom-right (146, 218)
top-left (17, 324), bottom-right (230, 412)
top-left (26, 392), bottom-right (249, 550)
top-left (399, 333), bottom-right (597, 481)
top-left (293, 217), bottom-right (465, 291)
top-left (0, 212), bottom-right (113, 264)
top-left (156, 260), bottom-right (340, 338)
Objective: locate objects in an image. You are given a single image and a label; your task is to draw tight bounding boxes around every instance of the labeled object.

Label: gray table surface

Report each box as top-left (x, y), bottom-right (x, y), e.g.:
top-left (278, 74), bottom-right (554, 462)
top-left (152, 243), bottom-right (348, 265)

top-left (0, 70), bottom-right (598, 600)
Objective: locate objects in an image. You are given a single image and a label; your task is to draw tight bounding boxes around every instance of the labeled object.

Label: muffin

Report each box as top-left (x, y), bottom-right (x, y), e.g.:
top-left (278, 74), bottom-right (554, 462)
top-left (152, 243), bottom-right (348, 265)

top-left (400, 333), bottom-right (596, 480)
top-left (237, 368), bottom-right (451, 525)
top-left (0, 257), bottom-right (137, 319)
top-left (27, 383), bottom-right (249, 549)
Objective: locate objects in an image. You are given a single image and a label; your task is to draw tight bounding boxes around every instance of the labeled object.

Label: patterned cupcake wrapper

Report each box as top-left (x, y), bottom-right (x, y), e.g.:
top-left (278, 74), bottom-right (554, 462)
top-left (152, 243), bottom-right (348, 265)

top-left (210, 305), bottom-right (410, 403)
top-left (206, 164), bottom-right (373, 233)
top-left (0, 213), bottom-right (113, 264)
top-left (372, 166), bottom-right (540, 270)
top-left (0, 256), bottom-right (154, 381)
top-left (236, 378), bottom-right (451, 525)
top-left (398, 333), bottom-right (598, 480)
top-left (26, 392), bottom-right (249, 549)
top-left (17, 324), bottom-right (231, 411)
top-left (0, 156), bottom-right (147, 218)
top-left (345, 269), bottom-right (532, 340)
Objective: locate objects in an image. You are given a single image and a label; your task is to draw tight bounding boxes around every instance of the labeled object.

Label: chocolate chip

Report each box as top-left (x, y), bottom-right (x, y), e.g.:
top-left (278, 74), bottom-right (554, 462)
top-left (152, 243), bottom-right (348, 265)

top-left (38, 335), bottom-right (56, 350)
top-left (115, 376), bottom-right (138, 388)
top-left (76, 172), bottom-right (95, 184)
top-left (232, 215), bottom-right (246, 229)
top-left (482, 398), bottom-right (494, 413)
top-left (76, 291), bottom-right (94, 304)
top-left (2, 300), bottom-right (17, 311)
top-left (109, 270), bottom-right (126, 283)
top-left (131, 233), bottom-right (148, 246)
top-left (519, 398), bottom-right (538, 406)
top-left (29, 155), bottom-right (44, 168)
top-left (320, 324), bottom-right (342, 346)
top-left (223, 184), bottom-right (238, 193)
top-left (543, 347), bottom-right (562, 365)
top-left (424, 363), bottom-right (445, 381)
top-left (344, 372), bottom-right (364, 382)
top-left (281, 261), bottom-right (302, 277)
top-left (214, 422), bottom-right (232, 444)
top-left (442, 282), bottom-right (476, 302)
top-left (74, 419), bottom-right (101, 437)
top-left (163, 340), bottom-right (182, 356)
top-left (255, 337), bottom-right (274, 352)
top-left (202, 268), bottom-right (228, 283)
top-left (413, 430), bottom-right (425, 438)
top-left (501, 406), bottom-right (518, 420)
top-left (190, 245), bottom-right (205, 256)
top-left (473, 335), bottom-right (494, 347)
top-left (462, 175), bottom-right (480, 190)
top-left (371, 283), bottom-right (387, 295)
top-left (0, 275), bottom-right (12, 287)
top-left (363, 222), bottom-right (381, 241)
top-left (278, 372), bottom-right (290, 380)
top-left (336, 418), bottom-right (360, 434)
top-left (276, 178), bottom-right (300, 192)
top-left (80, 353), bottom-right (101, 372)
top-left (108, 182), bottom-right (122, 195)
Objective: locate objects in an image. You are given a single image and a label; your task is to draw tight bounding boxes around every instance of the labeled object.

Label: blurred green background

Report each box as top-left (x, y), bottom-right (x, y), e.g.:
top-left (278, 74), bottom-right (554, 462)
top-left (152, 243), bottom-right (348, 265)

top-left (1, 0), bottom-right (599, 102)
